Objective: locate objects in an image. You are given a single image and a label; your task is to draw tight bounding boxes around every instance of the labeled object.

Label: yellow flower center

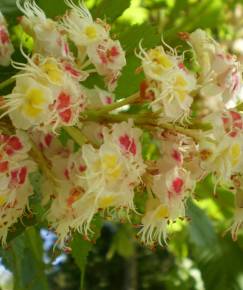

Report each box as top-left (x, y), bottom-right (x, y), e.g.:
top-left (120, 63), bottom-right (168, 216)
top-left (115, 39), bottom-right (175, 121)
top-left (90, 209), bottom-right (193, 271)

top-left (93, 154), bottom-right (122, 182)
top-left (22, 88), bottom-right (47, 118)
top-left (149, 49), bottom-right (173, 69)
top-left (102, 154), bottom-right (122, 181)
top-left (41, 60), bottom-right (63, 84)
top-left (84, 25), bottom-right (97, 40)
top-left (176, 90), bottom-right (187, 103)
top-left (0, 195), bottom-right (6, 206)
top-left (155, 205), bottom-right (169, 219)
top-left (231, 143), bottom-right (241, 167)
top-left (175, 74), bottom-right (188, 87)
top-left (98, 195), bottom-right (116, 209)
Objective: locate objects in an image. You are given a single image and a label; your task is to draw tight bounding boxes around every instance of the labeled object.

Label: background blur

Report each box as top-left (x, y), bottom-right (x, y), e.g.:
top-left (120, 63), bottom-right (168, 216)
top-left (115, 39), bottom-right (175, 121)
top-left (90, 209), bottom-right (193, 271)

top-left (1, 0), bottom-right (243, 289)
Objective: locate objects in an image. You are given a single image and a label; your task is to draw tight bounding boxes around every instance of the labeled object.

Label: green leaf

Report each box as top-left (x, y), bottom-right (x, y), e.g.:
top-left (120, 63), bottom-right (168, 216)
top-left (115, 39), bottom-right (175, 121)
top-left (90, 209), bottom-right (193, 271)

top-left (36, 0), bottom-right (68, 18)
top-left (115, 23), bottom-right (160, 98)
top-left (118, 23), bottom-right (160, 55)
top-left (71, 216), bottom-right (102, 271)
top-left (29, 171), bottom-right (47, 222)
top-left (164, 0), bottom-right (225, 45)
top-left (195, 175), bottom-right (234, 218)
top-left (91, 0), bottom-right (131, 22)
top-left (71, 233), bottom-right (94, 272)
top-left (0, 0), bottom-right (20, 22)
top-left (186, 199), bottom-right (218, 249)
top-left (196, 238), bottom-right (243, 290)
top-left (107, 224), bottom-right (135, 259)
top-left (1, 228), bottom-right (50, 290)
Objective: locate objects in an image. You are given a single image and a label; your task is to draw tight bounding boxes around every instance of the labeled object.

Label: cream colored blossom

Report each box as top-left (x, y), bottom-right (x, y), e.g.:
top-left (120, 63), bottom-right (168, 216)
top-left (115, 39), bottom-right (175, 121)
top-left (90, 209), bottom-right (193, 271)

top-left (2, 54), bottom-right (86, 131)
top-left (189, 29), bottom-right (242, 108)
top-left (17, 0), bottom-right (70, 58)
top-left (63, 0), bottom-right (108, 48)
top-left (139, 42), bottom-right (197, 122)
top-left (0, 131), bottom-right (36, 245)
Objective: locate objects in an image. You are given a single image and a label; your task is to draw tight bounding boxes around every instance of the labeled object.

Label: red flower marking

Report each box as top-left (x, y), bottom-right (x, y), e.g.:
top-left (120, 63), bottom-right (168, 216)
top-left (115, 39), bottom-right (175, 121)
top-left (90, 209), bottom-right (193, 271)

top-left (10, 167), bottom-right (27, 186)
top-left (172, 149), bottom-right (182, 164)
top-left (64, 42), bottom-right (69, 56)
top-left (4, 136), bottom-right (23, 156)
top-left (223, 111), bottom-right (243, 138)
top-left (64, 63), bottom-right (80, 78)
top-left (64, 168), bottom-right (70, 180)
top-left (172, 177), bottom-right (184, 194)
top-left (222, 116), bottom-right (229, 125)
top-left (140, 80), bottom-right (155, 101)
top-left (44, 134), bottom-right (53, 147)
top-left (178, 62), bottom-right (187, 72)
top-left (57, 92), bottom-right (72, 123)
top-left (109, 46), bottom-right (120, 57)
top-left (57, 92), bottom-right (71, 110)
top-left (0, 26), bottom-right (9, 44)
top-left (59, 108), bottom-right (72, 123)
top-left (119, 134), bottom-right (137, 156)
top-left (105, 96), bottom-right (113, 104)
top-left (97, 43), bottom-right (120, 65)
top-left (232, 71), bottom-right (240, 93)
top-left (230, 111), bottom-right (241, 121)
top-left (79, 164), bottom-right (86, 173)
top-left (8, 136), bottom-right (23, 150)
top-left (67, 188), bottom-right (82, 207)
top-left (0, 161), bottom-right (8, 173)
top-left (178, 32), bottom-right (190, 41)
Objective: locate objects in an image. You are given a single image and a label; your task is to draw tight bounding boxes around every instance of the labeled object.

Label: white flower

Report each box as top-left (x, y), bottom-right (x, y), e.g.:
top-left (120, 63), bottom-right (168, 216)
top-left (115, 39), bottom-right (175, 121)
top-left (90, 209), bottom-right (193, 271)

top-left (201, 137), bottom-right (243, 185)
top-left (188, 29), bottom-right (216, 80)
top-left (63, 0), bottom-right (108, 47)
top-left (199, 111), bottom-right (243, 185)
top-left (188, 29), bottom-right (242, 107)
top-left (152, 166), bottom-right (193, 216)
top-left (47, 182), bottom-right (86, 244)
top-left (64, 122), bottom-right (146, 235)
top-left (151, 65), bottom-right (197, 122)
top-left (138, 41), bottom-right (197, 122)
top-left (17, 0), bottom-right (70, 58)
top-left (138, 197), bottom-right (169, 246)
top-left (199, 138), bottom-right (243, 186)
top-left (0, 131), bottom-right (36, 245)
top-left (87, 38), bottom-right (126, 91)
top-left (7, 77), bottom-right (54, 130)
top-left (86, 86), bottom-right (114, 108)
top-left (139, 45), bottom-right (179, 81)
top-left (81, 142), bottom-right (135, 208)
top-left (141, 141), bottom-right (195, 245)
top-left (2, 55), bottom-right (87, 131)
top-left (200, 52), bottom-right (241, 104)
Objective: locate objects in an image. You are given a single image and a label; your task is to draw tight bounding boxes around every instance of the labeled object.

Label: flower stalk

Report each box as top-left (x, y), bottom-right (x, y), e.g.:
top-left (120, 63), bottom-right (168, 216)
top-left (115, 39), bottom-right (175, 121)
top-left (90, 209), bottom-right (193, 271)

top-left (0, 77), bottom-right (15, 91)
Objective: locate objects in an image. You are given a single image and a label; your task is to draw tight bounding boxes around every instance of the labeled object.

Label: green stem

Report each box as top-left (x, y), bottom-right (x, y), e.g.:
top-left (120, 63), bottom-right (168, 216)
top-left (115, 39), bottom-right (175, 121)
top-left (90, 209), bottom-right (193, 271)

top-left (29, 140), bottom-right (57, 185)
top-left (235, 102), bottom-right (243, 111)
top-left (83, 111), bottom-right (202, 140)
top-left (91, 92), bottom-right (140, 115)
top-left (80, 267), bottom-right (86, 290)
top-left (0, 77), bottom-right (15, 91)
top-left (63, 126), bottom-right (86, 147)
top-left (157, 122), bottom-right (202, 140)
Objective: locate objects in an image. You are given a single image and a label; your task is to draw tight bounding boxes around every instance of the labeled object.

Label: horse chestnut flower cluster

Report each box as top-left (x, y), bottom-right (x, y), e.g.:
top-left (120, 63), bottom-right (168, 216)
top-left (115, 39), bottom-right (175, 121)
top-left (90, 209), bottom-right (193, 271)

top-left (0, 0), bottom-right (242, 247)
